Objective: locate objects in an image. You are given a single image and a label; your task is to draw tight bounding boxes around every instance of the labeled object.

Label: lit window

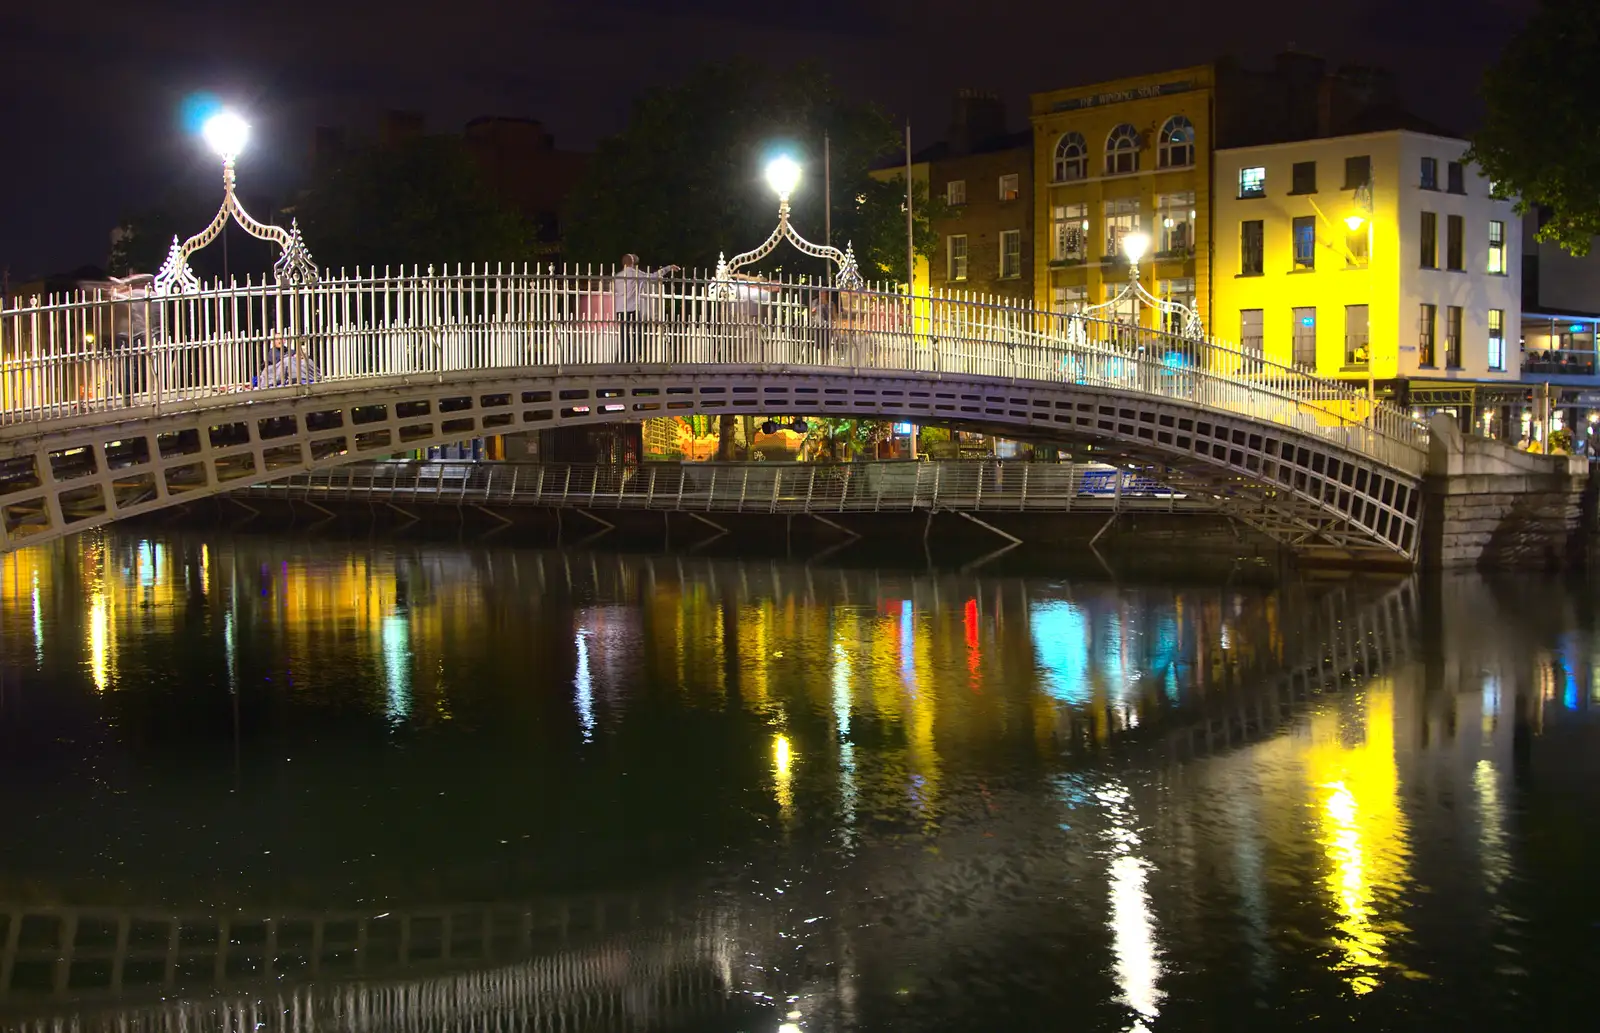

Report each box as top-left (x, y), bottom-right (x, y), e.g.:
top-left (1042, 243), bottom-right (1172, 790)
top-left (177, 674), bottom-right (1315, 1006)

top-left (1239, 166), bottom-right (1266, 198)
top-left (946, 180), bottom-right (967, 206)
top-left (999, 230), bottom-right (1022, 279)
top-left (1239, 308), bottom-right (1263, 356)
top-left (1156, 191), bottom-right (1195, 255)
top-left (947, 235), bottom-right (968, 281)
top-left (1103, 198), bottom-right (1140, 257)
top-left (998, 174), bottom-right (1020, 201)
top-left (1488, 309), bottom-right (1505, 371)
top-left (1053, 285), bottom-right (1088, 314)
top-left (1345, 304), bottom-right (1369, 367)
top-left (1292, 307), bottom-right (1317, 367)
top-left (1346, 223), bottom-right (1369, 268)
top-left (1488, 220), bottom-right (1506, 274)
top-left (1158, 116), bottom-right (1194, 168)
top-left (1158, 278), bottom-right (1195, 334)
top-left (1292, 216), bottom-right (1315, 270)
top-left (1445, 305), bottom-right (1463, 368)
top-left (1054, 132), bottom-right (1087, 182)
top-left (1105, 124), bottom-right (1139, 175)
top-left (1419, 303), bottom-right (1437, 366)
top-left (1052, 203), bottom-right (1088, 262)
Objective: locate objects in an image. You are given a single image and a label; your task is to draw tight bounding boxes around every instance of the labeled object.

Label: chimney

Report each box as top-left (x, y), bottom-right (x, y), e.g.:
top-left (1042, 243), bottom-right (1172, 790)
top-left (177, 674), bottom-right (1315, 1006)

top-left (948, 90), bottom-right (1006, 156)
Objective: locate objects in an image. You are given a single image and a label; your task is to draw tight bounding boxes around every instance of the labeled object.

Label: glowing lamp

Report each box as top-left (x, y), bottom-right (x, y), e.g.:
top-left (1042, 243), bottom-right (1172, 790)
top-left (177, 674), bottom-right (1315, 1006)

top-left (202, 111), bottom-right (250, 162)
top-left (1121, 231), bottom-right (1150, 265)
top-left (1344, 213), bottom-right (1366, 232)
top-left (765, 156), bottom-right (802, 201)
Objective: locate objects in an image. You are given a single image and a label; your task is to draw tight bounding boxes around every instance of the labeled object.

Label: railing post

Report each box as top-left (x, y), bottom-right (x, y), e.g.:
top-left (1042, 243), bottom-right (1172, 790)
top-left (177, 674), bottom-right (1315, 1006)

top-left (1020, 461), bottom-right (1030, 511)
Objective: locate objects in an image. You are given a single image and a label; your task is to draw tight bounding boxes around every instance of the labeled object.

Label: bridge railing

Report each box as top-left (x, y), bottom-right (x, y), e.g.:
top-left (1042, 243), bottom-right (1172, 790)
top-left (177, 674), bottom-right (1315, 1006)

top-left (0, 267), bottom-right (1428, 473)
top-left (243, 458), bottom-right (1205, 515)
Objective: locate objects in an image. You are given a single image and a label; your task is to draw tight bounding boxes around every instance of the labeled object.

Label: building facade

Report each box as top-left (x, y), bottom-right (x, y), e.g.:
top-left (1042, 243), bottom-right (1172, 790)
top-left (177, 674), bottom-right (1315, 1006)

top-left (1211, 131), bottom-right (1520, 387)
top-left (1030, 67), bottom-right (1214, 330)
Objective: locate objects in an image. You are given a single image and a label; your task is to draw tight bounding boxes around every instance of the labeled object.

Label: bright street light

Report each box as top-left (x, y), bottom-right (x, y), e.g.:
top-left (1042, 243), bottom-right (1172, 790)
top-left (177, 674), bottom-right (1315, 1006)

top-left (1344, 213), bottom-right (1367, 232)
top-left (202, 111), bottom-right (250, 162)
top-left (765, 156), bottom-right (802, 201)
top-left (1121, 231), bottom-right (1150, 265)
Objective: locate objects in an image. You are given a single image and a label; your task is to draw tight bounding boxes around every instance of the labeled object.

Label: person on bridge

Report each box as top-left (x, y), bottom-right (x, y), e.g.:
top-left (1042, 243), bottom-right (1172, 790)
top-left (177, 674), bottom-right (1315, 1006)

top-left (612, 254), bottom-right (680, 363)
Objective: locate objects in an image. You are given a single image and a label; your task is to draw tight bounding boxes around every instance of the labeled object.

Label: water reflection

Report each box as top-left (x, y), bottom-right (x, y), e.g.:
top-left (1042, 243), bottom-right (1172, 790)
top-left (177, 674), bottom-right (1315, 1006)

top-left (1, 537), bottom-right (1598, 1029)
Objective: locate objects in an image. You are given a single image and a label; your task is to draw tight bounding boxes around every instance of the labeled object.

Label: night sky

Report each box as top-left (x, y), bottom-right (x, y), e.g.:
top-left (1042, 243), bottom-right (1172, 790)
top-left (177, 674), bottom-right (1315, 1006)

top-left (0, 0), bottom-right (1536, 279)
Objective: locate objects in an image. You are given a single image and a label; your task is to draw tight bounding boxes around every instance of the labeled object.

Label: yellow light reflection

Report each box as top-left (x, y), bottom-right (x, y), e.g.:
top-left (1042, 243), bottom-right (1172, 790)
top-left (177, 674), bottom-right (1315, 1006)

top-left (1304, 682), bottom-right (1414, 995)
top-left (1097, 781), bottom-right (1163, 1030)
top-left (773, 733), bottom-right (795, 817)
top-left (88, 592), bottom-right (110, 691)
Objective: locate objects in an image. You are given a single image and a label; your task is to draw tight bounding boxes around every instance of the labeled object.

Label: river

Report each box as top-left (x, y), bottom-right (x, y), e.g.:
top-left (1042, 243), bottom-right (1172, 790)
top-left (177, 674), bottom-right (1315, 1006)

top-left (0, 531), bottom-right (1596, 1031)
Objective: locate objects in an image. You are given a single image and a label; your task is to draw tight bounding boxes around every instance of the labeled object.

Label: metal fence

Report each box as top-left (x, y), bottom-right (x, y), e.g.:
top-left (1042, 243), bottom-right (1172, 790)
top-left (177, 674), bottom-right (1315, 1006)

top-left (241, 459), bottom-right (1211, 515)
top-left (0, 267), bottom-right (1428, 473)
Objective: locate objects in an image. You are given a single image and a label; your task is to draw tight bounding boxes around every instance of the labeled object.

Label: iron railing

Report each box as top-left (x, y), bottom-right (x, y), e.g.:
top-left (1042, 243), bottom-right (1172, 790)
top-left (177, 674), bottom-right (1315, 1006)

top-left (0, 267), bottom-right (1428, 472)
top-left (241, 459), bottom-right (1211, 515)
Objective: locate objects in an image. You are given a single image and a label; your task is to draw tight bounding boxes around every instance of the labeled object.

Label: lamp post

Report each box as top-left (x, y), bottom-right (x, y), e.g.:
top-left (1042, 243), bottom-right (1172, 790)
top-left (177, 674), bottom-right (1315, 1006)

top-left (713, 156), bottom-right (864, 290)
top-left (153, 109), bottom-right (318, 296)
top-left (1074, 228), bottom-right (1201, 339)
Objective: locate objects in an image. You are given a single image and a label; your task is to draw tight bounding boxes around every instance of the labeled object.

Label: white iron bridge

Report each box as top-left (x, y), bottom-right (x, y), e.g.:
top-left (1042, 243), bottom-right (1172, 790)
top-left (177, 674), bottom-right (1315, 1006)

top-left (0, 268), bottom-right (1428, 559)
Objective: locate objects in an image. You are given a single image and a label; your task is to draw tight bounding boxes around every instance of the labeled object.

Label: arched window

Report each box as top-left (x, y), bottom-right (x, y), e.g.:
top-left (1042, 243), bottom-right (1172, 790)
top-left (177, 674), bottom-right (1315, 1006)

top-left (1105, 124), bottom-right (1140, 175)
top-left (1158, 115), bottom-right (1195, 168)
top-left (1054, 132), bottom-right (1088, 182)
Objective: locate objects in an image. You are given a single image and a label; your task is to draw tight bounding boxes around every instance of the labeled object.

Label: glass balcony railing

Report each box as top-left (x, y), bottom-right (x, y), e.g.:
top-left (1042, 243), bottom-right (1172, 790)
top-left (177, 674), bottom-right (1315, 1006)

top-left (1522, 349), bottom-right (1597, 376)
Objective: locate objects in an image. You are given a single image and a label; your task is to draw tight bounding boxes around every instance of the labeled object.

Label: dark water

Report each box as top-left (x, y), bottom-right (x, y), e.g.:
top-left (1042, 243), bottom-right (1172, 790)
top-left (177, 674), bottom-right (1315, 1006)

top-left (1, 533), bottom-right (1597, 1031)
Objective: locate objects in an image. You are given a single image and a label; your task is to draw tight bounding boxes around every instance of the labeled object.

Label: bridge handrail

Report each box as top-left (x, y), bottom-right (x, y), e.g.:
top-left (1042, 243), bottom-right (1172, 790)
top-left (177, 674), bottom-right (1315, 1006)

top-left (0, 266), bottom-right (1428, 472)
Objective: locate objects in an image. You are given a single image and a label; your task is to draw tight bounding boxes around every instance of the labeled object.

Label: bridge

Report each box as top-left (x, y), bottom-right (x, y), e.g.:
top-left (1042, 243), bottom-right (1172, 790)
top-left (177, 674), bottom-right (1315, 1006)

top-left (0, 268), bottom-right (1428, 560)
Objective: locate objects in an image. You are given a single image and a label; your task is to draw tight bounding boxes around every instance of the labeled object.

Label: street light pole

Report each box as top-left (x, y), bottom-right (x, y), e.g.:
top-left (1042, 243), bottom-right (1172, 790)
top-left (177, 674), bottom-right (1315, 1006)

top-left (904, 121), bottom-right (914, 295)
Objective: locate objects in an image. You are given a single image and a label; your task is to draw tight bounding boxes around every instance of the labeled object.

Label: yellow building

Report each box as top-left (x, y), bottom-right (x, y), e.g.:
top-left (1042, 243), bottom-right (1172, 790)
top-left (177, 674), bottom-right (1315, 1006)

top-left (1030, 67), bottom-right (1214, 329)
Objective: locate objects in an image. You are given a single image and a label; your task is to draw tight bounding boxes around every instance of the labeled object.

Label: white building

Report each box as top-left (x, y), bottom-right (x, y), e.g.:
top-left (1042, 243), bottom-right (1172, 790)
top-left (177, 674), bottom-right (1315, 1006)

top-left (1211, 130), bottom-right (1521, 387)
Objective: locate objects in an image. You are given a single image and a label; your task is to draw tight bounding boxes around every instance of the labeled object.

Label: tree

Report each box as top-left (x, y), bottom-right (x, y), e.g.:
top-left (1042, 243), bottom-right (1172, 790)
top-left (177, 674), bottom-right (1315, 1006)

top-left (293, 136), bottom-right (540, 271)
top-left (1469, 0), bottom-right (1600, 255)
top-left (563, 60), bottom-right (943, 283)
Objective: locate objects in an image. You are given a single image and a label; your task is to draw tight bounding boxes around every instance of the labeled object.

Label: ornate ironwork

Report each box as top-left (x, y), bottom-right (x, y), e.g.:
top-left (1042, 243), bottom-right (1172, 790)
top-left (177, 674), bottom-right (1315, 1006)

top-left (712, 195), bottom-right (864, 299)
top-left (153, 157), bottom-right (319, 295)
top-left (1072, 248), bottom-right (1205, 343)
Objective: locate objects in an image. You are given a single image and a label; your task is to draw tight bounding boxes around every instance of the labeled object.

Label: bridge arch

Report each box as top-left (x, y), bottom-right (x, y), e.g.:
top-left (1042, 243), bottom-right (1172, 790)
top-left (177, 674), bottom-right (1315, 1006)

top-left (1, 270), bottom-right (1426, 558)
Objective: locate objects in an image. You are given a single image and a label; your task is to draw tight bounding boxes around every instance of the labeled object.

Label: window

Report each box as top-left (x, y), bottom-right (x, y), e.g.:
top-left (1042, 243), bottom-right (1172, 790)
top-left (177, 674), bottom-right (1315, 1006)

top-left (1292, 307), bottom-right (1317, 367)
top-left (1105, 123), bottom-right (1140, 175)
top-left (999, 229), bottom-right (1022, 279)
top-left (1343, 155), bottom-right (1371, 189)
top-left (1418, 303), bottom-right (1437, 366)
top-left (1105, 282), bottom-right (1139, 325)
top-left (1488, 309), bottom-right (1505, 371)
top-left (1240, 220), bottom-right (1264, 275)
top-left (1158, 115), bottom-right (1195, 168)
top-left (1292, 215), bottom-right (1316, 270)
top-left (1291, 161), bottom-right (1317, 194)
top-left (1053, 285), bottom-right (1088, 314)
top-left (1103, 198), bottom-right (1140, 258)
top-left (947, 235), bottom-right (968, 281)
top-left (1156, 191), bottom-right (1195, 255)
top-left (1445, 305), bottom-right (1463, 368)
top-left (1239, 166), bottom-right (1266, 198)
top-left (1346, 223), bottom-right (1369, 268)
top-left (946, 180), bottom-right (967, 206)
top-left (1488, 220), bottom-right (1506, 274)
top-left (1239, 309), bottom-right (1264, 357)
top-left (1420, 211), bottom-right (1438, 268)
top-left (1420, 157), bottom-right (1438, 190)
top-left (1345, 304), bottom-right (1369, 366)
top-left (1158, 278), bottom-right (1195, 334)
top-left (1446, 214), bottom-right (1464, 270)
top-left (1447, 161), bottom-right (1466, 194)
top-left (1054, 132), bottom-right (1088, 182)
top-left (1051, 203), bottom-right (1088, 262)
top-left (998, 173), bottom-right (1020, 201)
